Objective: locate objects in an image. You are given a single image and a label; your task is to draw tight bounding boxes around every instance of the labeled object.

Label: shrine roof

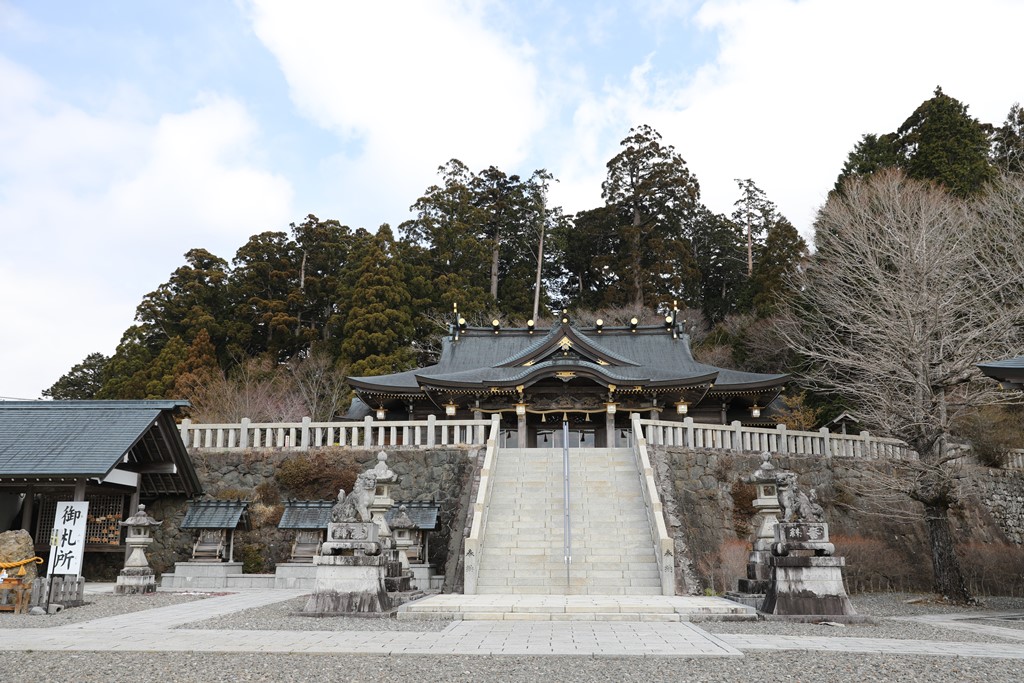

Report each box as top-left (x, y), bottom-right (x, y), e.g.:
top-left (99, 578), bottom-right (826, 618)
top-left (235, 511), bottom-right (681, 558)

top-left (978, 356), bottom-right (1024, 389)
top-left (348, 320), bottom-right (786, 395)
top-left (0, 400), bottom-right (202, 497)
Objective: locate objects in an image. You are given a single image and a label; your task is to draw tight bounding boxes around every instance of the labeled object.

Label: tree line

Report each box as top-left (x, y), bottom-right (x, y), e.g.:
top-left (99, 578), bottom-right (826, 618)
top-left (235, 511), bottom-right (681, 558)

top-left (45, 127), bottom-right (812, 415)
top-left (46, 88), bottom-right (1024, 426)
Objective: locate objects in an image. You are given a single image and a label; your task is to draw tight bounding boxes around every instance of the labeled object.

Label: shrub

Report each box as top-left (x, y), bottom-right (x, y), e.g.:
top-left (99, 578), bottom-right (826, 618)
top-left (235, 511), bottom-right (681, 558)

top-left (730, 481), bottom-right (757, 538)
top-left (957, 541), bottom-right (1024, 597)
top-left (211, 487), bottom-right (250, 501)
top-left (249, 502), bottom-right (284, 528)
top-left (698, 538), bottom-right (749, 594)
top-left (275, 453), bottom-right (360, 499)
top-left (832, 534), bottom-right (930, 593)
top-left (239, 543), bottom-right (266, 574)
top-left (254, 481), bottom-right (281, 505)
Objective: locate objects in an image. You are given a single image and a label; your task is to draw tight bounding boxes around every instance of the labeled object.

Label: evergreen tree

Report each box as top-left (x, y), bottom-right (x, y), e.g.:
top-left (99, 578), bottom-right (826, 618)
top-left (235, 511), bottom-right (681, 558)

top-left (97, 326), bottom-right (156, 399)
top-left (228, 231), bottom-right (302, 360)
top-left (43, 352), bottom-right (109, 399)
top-left (896, 87), bottom-right (994, 197)
top-left (834, 133), bottom-right (900, 194)
top-left (731, 179), bottom-right (777, 277)
top-left (340, 225), bottom-right (417, 377)
top-left (400, 160), bottom-right (492, 317)
top-left (690, 208), bottom-right (746, 323)
top-left (834, 87), bottom-right (995, 197)
top-left (134, 248), bottom-right (232, 361)
top-left (992, 103), bottom-right (1024, 174)
top-left (140, 335), bottom-right (189, 398)
top-left (174, 328), bottom-right (222, 406)
top-left (549, 206), bottom-right (619, 310)
top-left (291, 215), bottom-right (354, 343)
top-left (749, 217), bottom-right (807, 316)
top-left (599, 125), bottom-right (702, 309)
top-left (400, 161), bottom-right (557, 320)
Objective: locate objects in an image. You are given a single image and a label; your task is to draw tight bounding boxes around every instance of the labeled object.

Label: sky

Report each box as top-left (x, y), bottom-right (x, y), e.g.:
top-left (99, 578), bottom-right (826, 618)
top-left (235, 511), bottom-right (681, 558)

top-left (2, 0), bottom-right (1022, 400)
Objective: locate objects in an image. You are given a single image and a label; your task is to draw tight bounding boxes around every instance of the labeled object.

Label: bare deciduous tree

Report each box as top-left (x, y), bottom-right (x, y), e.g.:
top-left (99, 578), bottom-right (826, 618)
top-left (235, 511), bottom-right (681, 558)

top-left (287, 349), bottom-right (350, 422)
top-left (777, 169), bottom-right (1024, 603)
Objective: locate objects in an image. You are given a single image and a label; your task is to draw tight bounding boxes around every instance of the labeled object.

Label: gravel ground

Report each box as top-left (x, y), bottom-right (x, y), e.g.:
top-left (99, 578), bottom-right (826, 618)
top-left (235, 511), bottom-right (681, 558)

top-left (0, 651), bottom-right (1016, 683)
top-left (0, 591), bottom-right (208, 629)
top-left (186, 594), bottom-right (452, 632)
top-left (705, 592), bottom-right (1024, 643)
top-left (2, 591), bottom-right (1022, 683)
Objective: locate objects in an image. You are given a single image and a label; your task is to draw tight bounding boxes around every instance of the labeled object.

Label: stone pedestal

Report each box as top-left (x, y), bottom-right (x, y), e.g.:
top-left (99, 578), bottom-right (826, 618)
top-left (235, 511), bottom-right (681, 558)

top-left (162, 561), bottom-right (243, 590)
top-left (761, 555), bottom-right (856, 616)
top-left (760, 521), bottom-right (858, 619)
top-left (115, 568), bottom-right (157, 595)
top-left (274, 562), bottom-right (318, 590)
top-left (302, 555), bottom-right (391, 614)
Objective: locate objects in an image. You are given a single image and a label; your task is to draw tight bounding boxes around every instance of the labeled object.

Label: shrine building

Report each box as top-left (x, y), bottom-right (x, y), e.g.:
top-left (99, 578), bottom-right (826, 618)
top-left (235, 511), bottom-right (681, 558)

top-left (348, 309), bottom-right (788, 448)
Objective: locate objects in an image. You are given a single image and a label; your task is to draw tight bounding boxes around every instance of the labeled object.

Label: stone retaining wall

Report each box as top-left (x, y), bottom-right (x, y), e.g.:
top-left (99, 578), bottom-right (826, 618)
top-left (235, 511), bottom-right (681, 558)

top-left (146, 447), bottom-right (477, 578)
top-left (649, 446), bottom-right (1023, 593)
top-left (131, 445), bottom-right (1022, 593)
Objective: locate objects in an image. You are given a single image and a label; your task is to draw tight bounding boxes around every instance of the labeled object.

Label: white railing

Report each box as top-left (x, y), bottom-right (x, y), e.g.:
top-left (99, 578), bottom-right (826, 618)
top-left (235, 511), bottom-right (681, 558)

top-left (629, 413), bottom-right (676, 595)
top-left (638, 417), bottom-right (915, 460)
top-left (179, 416), bottom-right (492, 451)
top-left (463, 415), bottom-right (502, 595)
top-left (1004, 449), bottom-right (1024, 469)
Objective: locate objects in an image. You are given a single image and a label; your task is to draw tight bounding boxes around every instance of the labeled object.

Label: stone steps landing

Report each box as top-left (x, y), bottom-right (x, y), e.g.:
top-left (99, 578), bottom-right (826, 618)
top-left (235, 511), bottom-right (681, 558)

top-left (397, 594), bottom-right (757, 621)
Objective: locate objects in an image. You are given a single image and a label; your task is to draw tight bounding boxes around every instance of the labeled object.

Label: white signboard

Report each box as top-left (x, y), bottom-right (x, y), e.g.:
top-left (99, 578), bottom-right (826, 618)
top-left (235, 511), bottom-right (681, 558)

top-left (46, 501), bottom-right (89, 577)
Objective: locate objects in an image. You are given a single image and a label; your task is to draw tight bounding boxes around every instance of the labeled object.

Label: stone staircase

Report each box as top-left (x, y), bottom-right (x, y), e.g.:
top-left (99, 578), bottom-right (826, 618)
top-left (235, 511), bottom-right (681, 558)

top-left (475, 447), bottom-right (662, 595)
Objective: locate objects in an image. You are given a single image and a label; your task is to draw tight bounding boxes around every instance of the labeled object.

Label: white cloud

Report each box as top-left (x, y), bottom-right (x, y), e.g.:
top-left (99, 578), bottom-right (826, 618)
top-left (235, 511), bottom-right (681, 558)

top-left (0, 58), bottom-right (294, 399)
top-left (245, 0), bottom-right (545, 225)
top-left (649, 0), bottom-right (1024, 234)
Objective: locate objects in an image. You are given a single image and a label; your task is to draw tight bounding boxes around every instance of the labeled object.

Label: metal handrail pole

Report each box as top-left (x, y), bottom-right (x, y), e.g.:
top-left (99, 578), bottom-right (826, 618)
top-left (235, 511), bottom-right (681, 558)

top-left (562, 420), bottom-right (571, 586)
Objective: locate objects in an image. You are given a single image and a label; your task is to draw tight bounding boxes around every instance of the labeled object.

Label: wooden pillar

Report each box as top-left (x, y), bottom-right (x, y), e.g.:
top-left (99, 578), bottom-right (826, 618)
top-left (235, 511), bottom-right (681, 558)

top-left (20, 484), bottom-right (34, 533)
top-left (517, 412), bottom-right (527, 449)
top-left (73, 478), bottom-right (87, 501)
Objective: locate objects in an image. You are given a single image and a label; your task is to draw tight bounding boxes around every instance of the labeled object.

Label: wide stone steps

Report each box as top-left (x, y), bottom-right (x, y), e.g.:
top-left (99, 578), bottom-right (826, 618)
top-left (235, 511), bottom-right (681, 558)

top-left (475, 447), bottom-right (661, 595)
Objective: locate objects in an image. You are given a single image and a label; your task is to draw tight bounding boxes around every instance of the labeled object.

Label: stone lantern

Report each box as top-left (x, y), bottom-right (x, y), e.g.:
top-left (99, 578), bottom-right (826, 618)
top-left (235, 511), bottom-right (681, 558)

top-left (389, 505), bottom-right (420, 569)
top-left (368, 451), bottom-right (397, 551)
top-left (734, 452), bottom-right (783, 601)
top-left (115, 504), bottom-right (161, 595)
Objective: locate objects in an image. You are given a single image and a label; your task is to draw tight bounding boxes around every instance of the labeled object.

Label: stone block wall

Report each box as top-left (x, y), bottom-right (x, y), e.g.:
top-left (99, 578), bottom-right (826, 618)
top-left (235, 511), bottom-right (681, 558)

top-left (973, 468), bottom-right (1024, 544)
top-left (649, 446), bottom-right (1023, 594)
top-left (145, 447), bottom-right (477, 578)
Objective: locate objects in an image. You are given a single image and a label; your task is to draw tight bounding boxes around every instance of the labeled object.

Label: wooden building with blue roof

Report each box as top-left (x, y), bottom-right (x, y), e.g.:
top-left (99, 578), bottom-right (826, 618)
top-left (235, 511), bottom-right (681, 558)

top-left (0, 400), bottom-right (201, 556)
top-left (349, 309), bottom-right (787, 448)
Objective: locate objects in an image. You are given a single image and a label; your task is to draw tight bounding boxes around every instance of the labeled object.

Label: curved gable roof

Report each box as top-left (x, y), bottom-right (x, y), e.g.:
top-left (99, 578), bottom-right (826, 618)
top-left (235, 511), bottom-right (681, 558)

top-left (497, 321), bottom-right (640, 368)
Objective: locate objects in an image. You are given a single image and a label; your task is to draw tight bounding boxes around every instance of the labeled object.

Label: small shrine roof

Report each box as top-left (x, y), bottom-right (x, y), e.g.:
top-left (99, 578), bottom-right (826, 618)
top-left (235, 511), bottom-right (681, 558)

top-left (278, 500), bottom-right (333, 529)
top-left (978, 356), bottom-right (1024, 389)
top-left (181, 500), bottom-right (250, 530)
top-left (386, 501), bottom-right (440, 530)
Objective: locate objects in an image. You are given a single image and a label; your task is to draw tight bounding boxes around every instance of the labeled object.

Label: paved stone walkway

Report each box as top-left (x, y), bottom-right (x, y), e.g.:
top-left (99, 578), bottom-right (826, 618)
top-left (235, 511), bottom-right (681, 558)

top-left (2, 589), bottom-right (1022, 659)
